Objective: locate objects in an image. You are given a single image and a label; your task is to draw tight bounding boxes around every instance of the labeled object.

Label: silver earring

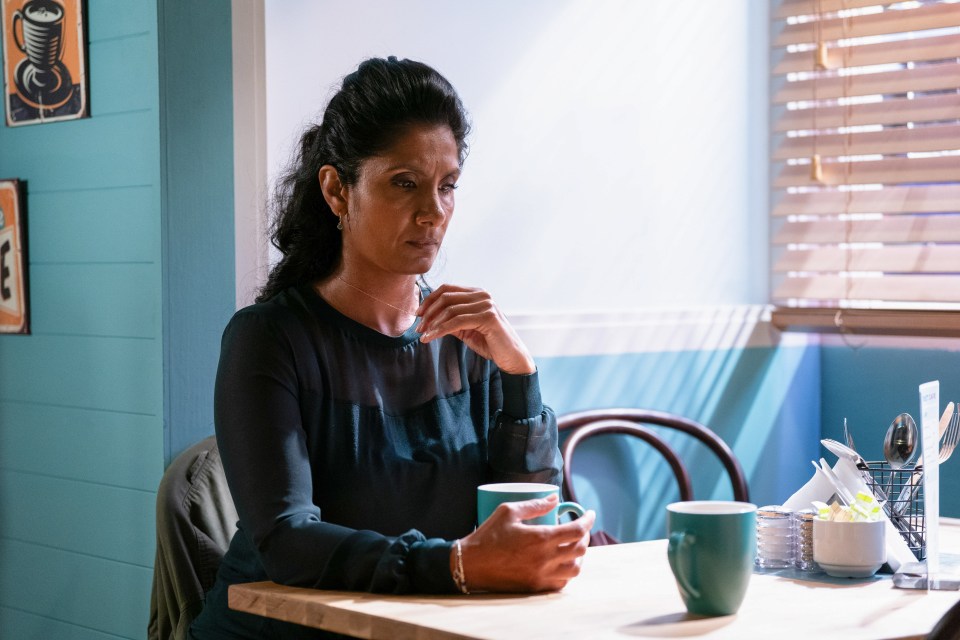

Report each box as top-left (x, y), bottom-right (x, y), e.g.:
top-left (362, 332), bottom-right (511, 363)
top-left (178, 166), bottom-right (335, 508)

top-left (337, 216), bottom-right (343, 230)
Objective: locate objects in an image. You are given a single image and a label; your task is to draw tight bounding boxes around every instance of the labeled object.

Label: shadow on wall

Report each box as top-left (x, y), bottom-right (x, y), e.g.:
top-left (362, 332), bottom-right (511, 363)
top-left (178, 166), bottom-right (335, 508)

top-left (540, 333), bottom-right (821, 542)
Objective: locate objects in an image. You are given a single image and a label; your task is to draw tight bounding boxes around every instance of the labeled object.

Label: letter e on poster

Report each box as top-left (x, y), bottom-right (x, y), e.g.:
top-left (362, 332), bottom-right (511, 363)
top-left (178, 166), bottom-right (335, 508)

top-left (0, 179), bottom-right (29, 334)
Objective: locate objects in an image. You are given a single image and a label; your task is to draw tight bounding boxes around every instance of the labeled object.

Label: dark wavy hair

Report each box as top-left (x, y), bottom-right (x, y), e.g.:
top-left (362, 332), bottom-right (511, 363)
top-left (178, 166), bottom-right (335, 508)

top-left (257, 56), bottom-right (471, 303)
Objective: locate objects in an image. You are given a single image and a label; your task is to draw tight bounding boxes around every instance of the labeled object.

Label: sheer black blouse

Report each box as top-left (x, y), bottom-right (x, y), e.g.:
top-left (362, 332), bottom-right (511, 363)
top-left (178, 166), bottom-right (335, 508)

top-left (203, 283), bottom-right (561, 609)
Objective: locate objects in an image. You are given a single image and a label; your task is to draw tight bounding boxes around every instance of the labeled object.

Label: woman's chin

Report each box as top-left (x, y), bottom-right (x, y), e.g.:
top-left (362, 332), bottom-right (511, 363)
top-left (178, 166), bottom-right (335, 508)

top-left (404, 257), bottom-right (438, 275)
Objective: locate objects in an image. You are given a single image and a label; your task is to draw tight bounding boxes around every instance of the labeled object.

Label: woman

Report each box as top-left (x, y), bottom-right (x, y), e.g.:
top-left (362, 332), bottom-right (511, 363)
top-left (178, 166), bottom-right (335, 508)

top-left (191, 56), bottom-right (594, 639)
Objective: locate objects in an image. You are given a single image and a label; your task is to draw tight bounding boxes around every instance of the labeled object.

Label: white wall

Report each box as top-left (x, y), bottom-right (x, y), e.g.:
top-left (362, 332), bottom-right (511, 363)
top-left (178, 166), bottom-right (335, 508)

top-left (264, 0), bottom-right (769, 316)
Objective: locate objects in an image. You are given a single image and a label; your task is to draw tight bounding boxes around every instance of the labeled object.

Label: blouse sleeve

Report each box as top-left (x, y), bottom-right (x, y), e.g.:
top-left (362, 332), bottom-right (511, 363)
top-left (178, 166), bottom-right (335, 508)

top-left (214, 308), bottom-right (456, 594)
top-left (486, 369), bottom-right (563, 486)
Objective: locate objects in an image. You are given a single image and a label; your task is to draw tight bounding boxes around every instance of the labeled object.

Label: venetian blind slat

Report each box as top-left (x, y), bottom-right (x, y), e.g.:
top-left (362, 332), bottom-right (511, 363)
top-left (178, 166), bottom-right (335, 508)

top-left (774, 155), bottom-right (960, 188)
top-left (773, 274), bottom-right (960, 303)
top-left (773, 214), bottom-right (960, 244)
top-left (773, 33), bottom-right (960, 76)
top-left (774, 93), bottom-right (960, 132)
top-left (773, 0), bottom-right (901, 20)
top-left (774, 2), bottom-right (960, 47)
top-left (773, 122), bottom-right (960, 160)
top-left (773, 61), bottom-right (960, 103)
top-left (773, 245), bottom-right (960, 273)
top-left (772, 185), bottom-right (960, 216)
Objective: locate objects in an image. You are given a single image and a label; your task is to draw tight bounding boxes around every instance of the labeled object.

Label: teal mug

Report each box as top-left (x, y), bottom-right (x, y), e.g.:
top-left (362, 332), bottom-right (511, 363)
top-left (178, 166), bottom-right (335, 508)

top-left (478, 482), bottom-right (585, 525)
top-left (666, 500), bottom-right (757, 616)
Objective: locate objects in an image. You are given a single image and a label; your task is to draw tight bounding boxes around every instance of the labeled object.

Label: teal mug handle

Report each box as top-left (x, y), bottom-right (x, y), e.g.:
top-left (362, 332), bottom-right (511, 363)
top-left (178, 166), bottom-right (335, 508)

top-left (667, 530), bottom-right (700, 600)
top-left (557, 501), bottom-right (585, 520)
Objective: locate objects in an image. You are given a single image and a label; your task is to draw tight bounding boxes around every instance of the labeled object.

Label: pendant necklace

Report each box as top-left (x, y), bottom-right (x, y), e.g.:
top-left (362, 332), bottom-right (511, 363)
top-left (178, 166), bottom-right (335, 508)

top-left (336, 275), bottom-right (420, 317)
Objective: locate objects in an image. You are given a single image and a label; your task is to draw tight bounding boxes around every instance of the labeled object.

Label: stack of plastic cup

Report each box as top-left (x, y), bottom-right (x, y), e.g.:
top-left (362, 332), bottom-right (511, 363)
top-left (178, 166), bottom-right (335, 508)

top-left (794, 508), bottom-right (817, 571)
top-left (756, 505), bottom-right (796, 569)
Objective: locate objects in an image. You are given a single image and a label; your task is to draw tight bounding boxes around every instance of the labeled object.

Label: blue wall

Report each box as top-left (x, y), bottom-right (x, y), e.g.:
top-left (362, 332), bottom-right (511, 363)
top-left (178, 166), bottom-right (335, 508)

top-left (538, 342), bottom-right (822, 541)
top-left (158, 0), bottom-right (236, 462)
top-left (537, 340), bottom-right (960, 543)
top-left (821, 343), bottom-right (960, 518)
top-left (0, 1), bottom-right (234, 637)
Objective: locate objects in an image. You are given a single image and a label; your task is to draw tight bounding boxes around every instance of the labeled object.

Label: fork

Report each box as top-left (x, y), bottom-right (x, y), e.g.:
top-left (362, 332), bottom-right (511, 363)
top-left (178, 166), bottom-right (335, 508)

top-left (892, 403), bottom-right (960, 516)
top-left (941, 402), bottom-right (960, 463)
top-left (843, 417), bottom-right (857, 453)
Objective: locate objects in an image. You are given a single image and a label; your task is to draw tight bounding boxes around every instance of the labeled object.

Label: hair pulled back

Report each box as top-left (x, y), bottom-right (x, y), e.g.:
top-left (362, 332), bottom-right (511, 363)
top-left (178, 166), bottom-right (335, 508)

top-left (257, 56), bottom-right (471, 303)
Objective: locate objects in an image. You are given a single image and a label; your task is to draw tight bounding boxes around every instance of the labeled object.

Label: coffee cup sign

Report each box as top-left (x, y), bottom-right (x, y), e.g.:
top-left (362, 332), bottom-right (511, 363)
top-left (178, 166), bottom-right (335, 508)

top-left (2, 0), bottom-right (89, 125)
top-left (12, 0), bottom-right (65, 70)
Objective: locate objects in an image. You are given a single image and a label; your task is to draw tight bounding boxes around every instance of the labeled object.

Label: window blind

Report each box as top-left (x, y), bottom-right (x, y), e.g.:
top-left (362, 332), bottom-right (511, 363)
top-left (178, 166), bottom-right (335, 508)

top-left (770, 0), bottom-right (960, 335)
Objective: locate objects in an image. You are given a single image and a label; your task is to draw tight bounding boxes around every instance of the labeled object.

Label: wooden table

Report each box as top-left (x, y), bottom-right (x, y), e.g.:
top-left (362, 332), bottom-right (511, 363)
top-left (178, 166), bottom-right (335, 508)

top-left (230, 522), bottom-right (960, 639)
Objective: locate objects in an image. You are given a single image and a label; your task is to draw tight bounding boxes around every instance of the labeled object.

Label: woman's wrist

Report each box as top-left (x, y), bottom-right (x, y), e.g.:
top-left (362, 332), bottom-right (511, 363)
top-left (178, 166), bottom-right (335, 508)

top-left (497, 353), bottom-right (536, 376)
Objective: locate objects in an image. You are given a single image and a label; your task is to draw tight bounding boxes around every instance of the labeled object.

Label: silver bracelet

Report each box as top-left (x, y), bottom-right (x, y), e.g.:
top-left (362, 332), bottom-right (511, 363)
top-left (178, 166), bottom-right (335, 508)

top-left (453, 539), bottom-right (470, 594)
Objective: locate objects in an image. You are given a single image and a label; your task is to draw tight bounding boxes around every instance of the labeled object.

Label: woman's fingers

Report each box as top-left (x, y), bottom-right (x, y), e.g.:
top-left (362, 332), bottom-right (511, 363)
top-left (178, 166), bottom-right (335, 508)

top-left (419, 301), bottom-right (493, 341)
top-left (558, 510), bottom-right (596, 540)
top-left (462, 501), bottom-right (594, 592)
top-left (416, 283), bottom-right (477, 316)
top-left (499, 494), bottom-right (559, 522)
top-left (416, 285), bottom-right (474, 327)
top-left (417, 284), bottom-right (535, 374)
top-left (418, 289), bottom-right (493, 336)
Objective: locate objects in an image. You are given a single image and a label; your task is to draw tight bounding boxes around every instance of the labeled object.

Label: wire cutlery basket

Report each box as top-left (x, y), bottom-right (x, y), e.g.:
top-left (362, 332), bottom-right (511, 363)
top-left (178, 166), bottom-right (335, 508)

top-left (863, 461), bottom-right (925, 560)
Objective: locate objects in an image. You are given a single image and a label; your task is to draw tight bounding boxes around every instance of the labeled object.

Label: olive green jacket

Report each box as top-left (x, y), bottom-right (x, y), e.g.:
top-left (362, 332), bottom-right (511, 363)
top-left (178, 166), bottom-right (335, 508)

top-left (148, 437), bottom-right (238, 640)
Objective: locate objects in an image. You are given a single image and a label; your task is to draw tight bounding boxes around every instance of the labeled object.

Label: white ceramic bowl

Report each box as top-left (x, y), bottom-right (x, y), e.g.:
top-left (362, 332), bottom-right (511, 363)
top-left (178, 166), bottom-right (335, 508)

top-left (813, 518), bottom-right (886, 578)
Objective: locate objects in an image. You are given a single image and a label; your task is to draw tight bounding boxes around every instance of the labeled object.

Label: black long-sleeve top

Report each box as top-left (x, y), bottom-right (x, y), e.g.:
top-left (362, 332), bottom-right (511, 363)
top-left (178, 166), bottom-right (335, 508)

top-left (192, 284), bottom-right (561, 638)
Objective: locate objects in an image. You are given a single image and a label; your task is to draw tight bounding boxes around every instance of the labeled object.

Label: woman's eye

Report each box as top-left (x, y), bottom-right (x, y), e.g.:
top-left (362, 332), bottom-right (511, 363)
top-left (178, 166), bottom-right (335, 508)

top-left (393, 179), bottom-right (416, 189)
top-left (440, 183), bottom-right (458, 193)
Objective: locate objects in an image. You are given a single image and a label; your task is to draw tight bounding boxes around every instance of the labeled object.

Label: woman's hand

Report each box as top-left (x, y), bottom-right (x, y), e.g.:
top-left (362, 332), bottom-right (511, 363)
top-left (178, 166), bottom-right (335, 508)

top-left (455, 494), bottom-right (596, 593)
top-left (417, 284), bottom-right (535, 375)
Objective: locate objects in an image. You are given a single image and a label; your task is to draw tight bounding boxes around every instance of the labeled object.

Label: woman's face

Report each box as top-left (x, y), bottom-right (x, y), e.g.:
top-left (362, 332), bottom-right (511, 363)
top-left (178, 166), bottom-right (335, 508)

top-left (341, 124), bottom-right (460, 278)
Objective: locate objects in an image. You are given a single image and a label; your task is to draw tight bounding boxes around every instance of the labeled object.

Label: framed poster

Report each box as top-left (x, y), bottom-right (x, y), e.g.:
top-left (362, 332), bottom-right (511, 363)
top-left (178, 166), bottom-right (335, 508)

top-left (0, 179), bottom-right (28, 334)
top-left (1, 0), bottom-right (88, 126)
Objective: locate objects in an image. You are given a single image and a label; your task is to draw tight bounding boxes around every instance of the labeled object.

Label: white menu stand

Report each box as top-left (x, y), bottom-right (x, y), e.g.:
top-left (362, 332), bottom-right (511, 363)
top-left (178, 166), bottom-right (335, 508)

top-left (893, 381), bottom-right (960, 590)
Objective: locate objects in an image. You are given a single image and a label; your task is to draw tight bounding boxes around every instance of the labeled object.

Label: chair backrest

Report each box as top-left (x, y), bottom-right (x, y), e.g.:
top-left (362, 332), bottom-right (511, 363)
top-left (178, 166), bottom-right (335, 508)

top-left (558, 408), bottom-right (749, 543)
top-left (148, 436), bottom-right (238, 640)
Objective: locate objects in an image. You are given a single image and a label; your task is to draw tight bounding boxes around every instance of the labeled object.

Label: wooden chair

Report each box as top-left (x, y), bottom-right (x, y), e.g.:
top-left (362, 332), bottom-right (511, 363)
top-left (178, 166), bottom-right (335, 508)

top-left (558, 408), bottom-right (749, 544)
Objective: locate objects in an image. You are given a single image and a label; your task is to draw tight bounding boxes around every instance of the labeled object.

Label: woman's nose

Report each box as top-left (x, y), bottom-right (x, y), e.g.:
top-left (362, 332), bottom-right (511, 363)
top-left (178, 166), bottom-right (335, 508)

top-left (417, 192), bottom-right (447, 225)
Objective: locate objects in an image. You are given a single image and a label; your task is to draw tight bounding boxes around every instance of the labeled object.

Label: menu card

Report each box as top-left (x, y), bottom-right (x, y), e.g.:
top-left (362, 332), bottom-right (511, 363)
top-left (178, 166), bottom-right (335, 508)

top-left (918, 380), bottom-right (946, 589)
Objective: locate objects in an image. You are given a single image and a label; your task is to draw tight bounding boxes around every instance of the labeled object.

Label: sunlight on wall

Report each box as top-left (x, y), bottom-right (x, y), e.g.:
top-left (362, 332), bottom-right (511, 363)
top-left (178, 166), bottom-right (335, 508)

top-left (447, 1), bottom-right (764, 312)
top-left (539, 338), bottom-right (820, 541)
top-left (264, 0), bottom-right (767, 313)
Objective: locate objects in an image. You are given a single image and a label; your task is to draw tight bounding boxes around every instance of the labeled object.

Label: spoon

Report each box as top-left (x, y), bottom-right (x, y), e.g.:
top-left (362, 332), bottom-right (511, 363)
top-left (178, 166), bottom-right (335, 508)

top-left (883, 413), bottom-right (919, 470)
top-left (883, 413), bottom-right (919, 499)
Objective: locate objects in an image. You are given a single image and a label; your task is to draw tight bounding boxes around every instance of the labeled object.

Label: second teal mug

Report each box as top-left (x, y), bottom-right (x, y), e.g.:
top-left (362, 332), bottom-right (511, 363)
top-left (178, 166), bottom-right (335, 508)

top-left (477, 482), bottom-right (584, 525)
top-left (666, 500), bottom-right (757, 616)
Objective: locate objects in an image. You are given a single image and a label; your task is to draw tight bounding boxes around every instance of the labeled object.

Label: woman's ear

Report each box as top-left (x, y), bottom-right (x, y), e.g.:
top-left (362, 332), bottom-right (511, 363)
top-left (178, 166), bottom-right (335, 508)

top-left (318, 165), bottom-right (348, 215)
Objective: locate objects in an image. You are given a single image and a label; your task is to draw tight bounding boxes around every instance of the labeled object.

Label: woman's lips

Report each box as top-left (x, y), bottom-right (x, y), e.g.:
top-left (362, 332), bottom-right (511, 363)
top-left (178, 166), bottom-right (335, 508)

top-left (407, 239), bottom-right (438, 250)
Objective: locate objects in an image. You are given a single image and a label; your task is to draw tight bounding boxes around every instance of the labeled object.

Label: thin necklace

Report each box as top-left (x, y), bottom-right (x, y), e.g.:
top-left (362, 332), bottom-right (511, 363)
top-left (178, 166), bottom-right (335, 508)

top-left (336, 275), bottom-right (419, 317)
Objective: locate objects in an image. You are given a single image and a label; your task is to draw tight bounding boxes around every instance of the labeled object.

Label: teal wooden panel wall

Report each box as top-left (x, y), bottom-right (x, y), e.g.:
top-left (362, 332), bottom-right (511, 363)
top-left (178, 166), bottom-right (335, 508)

top-left (0, 2), bottom-right (164, 638)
